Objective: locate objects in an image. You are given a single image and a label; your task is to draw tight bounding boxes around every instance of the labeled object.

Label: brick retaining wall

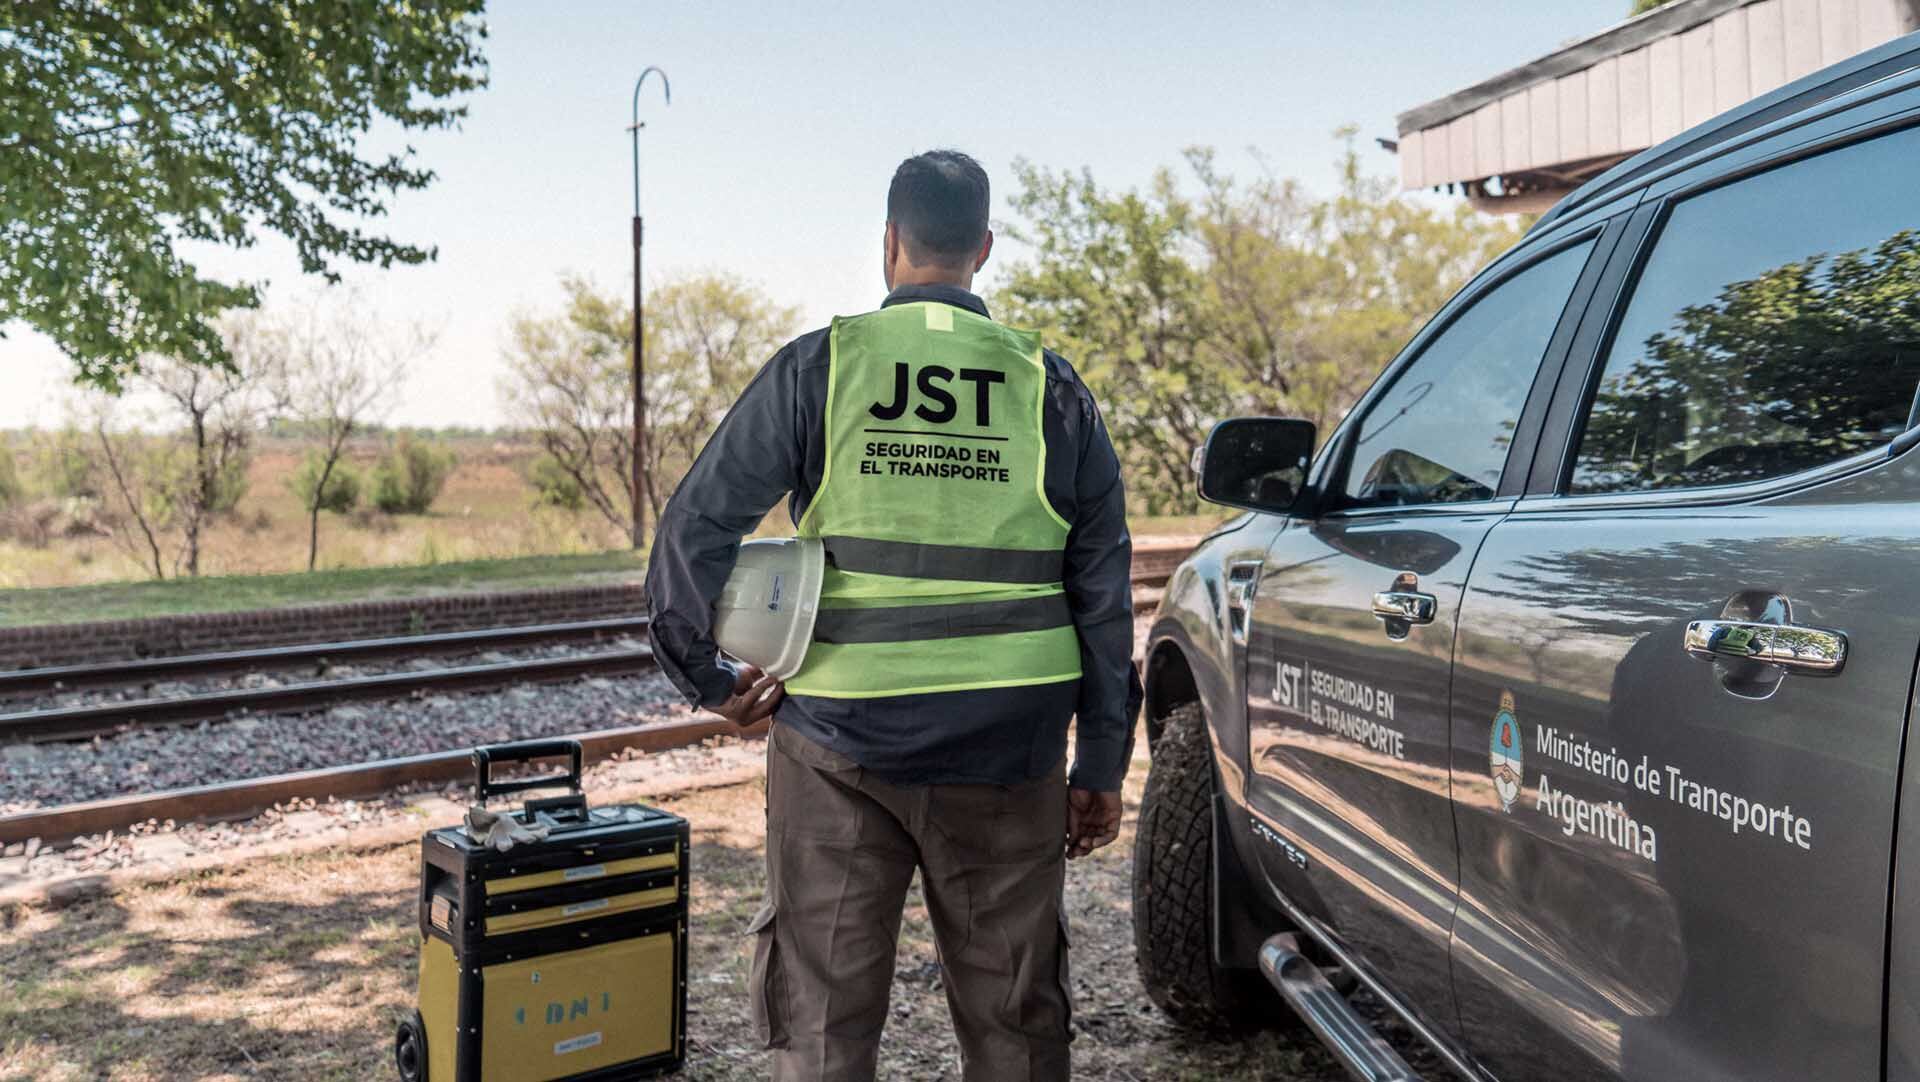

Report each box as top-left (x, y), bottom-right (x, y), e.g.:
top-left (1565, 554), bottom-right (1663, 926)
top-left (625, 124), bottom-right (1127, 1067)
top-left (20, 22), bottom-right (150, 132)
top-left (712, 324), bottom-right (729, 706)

top-left (0, 584), bottom-right (647, 670)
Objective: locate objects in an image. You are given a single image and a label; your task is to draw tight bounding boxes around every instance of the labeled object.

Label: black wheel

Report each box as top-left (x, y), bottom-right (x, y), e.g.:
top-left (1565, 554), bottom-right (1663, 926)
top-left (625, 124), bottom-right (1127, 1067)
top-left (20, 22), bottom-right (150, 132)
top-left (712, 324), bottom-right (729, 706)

top-left (395, 1010), bottom-right (427, 1082)
top-left (1132, 701), bottom-right (1274, 1031)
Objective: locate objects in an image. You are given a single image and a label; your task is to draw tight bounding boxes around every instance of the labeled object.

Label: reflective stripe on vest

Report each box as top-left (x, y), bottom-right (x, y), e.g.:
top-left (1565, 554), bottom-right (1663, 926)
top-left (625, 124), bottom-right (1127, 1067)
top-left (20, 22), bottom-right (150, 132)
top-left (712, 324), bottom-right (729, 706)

top-left (812, 594), bottom-right (1073, 645)
top-left (820, 536), bottom-right (1063, 585)
top-left (786, 301), bottom-right (1081, 699)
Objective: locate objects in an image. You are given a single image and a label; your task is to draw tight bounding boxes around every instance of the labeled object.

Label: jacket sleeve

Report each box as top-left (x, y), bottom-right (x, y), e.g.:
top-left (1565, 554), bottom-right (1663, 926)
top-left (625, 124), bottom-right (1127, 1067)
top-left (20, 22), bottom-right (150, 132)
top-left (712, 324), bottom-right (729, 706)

top-left (1062, 393), bottom-right (1143, 792)
top-left (645, 345), bottom-right (801, 707)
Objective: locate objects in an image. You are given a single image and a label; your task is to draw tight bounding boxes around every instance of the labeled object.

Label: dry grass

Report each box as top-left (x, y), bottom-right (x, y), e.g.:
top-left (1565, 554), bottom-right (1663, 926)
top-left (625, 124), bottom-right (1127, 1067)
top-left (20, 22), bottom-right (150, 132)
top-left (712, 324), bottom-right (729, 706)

top-left (0, 846), bottom-right (421, 1081)
top-left (0, 433), bottom-right (1228, 592)
top-left (0, 436), bottom-right (633, 591)
top-left (0, 551), bottom-right (649, 628)
top-left (0, 741), bottom-right (1358, 1081)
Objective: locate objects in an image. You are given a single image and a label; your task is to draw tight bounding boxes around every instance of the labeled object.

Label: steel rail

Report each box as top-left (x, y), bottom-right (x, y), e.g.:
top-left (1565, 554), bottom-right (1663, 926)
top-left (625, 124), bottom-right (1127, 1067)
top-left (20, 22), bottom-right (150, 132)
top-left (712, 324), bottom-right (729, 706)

top-left (0, 715), bottom-right (738, 849)
top-left (0, 617), bottom-right (652, 698)
top-left (1130, 542), bottom-right (1192, 589)
top-left (0, 648), bottom-right (659, 744)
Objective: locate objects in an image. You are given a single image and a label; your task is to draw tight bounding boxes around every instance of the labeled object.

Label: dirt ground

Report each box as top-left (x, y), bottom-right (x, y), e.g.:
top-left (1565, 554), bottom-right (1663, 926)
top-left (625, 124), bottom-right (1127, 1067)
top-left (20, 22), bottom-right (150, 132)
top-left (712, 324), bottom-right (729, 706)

top-left (0, 739), bottom-right (1400, 1081)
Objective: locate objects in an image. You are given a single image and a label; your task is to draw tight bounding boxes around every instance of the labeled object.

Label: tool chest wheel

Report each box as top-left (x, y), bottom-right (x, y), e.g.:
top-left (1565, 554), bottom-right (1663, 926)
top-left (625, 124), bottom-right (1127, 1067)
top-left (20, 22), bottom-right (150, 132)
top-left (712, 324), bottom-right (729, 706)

top-left (395, 1010), bottom-right (427, 1081)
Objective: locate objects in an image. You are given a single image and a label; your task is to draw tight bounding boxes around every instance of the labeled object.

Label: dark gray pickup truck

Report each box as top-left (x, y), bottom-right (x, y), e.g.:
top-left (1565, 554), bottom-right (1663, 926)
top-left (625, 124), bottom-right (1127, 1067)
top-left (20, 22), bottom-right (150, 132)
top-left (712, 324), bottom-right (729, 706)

top-left (1131, 31), bottom-right (1920, 1082)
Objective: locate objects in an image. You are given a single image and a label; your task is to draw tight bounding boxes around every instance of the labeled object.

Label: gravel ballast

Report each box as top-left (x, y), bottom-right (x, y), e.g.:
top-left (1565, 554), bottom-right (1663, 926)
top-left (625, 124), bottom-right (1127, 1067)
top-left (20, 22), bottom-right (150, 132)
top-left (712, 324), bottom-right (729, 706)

top-left (0, 636), bottom-right (644, 713)
top-left (0, 668), bottom-right (686, 814)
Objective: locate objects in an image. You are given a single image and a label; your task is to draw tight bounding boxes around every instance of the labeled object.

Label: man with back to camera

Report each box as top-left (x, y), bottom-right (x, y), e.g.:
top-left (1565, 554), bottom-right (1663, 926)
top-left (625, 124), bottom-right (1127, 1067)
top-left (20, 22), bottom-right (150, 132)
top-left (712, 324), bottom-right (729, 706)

top-left (646, 148), bottom-right (1140, 1081)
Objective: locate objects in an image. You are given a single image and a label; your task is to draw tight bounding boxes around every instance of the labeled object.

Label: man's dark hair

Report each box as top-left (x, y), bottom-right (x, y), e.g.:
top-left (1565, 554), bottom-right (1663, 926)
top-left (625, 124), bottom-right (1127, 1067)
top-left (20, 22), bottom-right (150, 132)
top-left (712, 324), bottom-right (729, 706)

top-left (887, 150), bottom-right (990, 265)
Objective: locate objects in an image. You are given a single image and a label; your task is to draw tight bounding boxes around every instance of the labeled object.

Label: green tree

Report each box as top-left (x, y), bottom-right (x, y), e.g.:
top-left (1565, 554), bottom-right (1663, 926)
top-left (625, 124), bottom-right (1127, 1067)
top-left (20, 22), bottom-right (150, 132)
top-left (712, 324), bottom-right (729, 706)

top-left (995, 162), bottom-right (1219, 514)
top-left (93, 423), bottom-right (190, 579)
top-left (22, 316), bottom-right (263, 577)
top-left (500, 274), bottom-right (800, 539)
top-left (528, 452), bottom-right (588, 512)
top-left (288, 453), bottom-right (362, 515)
top-left (372, 434), bottom-right (458, 514)
top-left (267, 294), bottom-right (418, 569)
top-left (137, 314), bottom-right (271, 575)
top-left (996, 135), bottom-right (1526, 512)
top-left (0, 2), bottom-right (488, 388)
top-left (1632, 0), bottom-right (1677, 14)
top-left (642, 276), bottom-right (804, 519)
top-left (1193, 136), bottom-right (1525, 434)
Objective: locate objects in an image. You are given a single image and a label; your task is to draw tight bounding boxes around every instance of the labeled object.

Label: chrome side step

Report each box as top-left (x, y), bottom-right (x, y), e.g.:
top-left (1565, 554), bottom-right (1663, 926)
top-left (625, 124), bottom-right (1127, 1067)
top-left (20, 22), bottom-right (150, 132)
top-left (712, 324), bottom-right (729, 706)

top-left (1260, 933), bottom-right (1421, 1082)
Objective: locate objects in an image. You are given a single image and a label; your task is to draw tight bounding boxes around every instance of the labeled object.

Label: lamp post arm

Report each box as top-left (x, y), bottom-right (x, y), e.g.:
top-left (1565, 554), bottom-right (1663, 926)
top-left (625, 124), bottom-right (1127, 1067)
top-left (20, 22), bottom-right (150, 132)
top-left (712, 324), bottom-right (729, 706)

top-left (628, 65), bottom-right (670, 549)
top-left (630, 67), bottom-right (671, 217)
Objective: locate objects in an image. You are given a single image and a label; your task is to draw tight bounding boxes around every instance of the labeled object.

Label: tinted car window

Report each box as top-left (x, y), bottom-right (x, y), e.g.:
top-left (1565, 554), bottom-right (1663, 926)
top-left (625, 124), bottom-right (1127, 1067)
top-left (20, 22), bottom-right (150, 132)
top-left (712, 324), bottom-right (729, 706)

top-left (1343, 239), bottom-right (1593, 509)
top-left (1571, 125), bottom-right (1920, 494)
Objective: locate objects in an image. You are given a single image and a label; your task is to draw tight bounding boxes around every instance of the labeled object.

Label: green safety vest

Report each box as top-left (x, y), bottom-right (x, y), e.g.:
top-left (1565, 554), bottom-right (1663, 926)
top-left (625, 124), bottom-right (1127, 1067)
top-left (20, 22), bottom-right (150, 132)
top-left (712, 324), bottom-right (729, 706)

top-left (785, 300), bottom-right (1083, 699)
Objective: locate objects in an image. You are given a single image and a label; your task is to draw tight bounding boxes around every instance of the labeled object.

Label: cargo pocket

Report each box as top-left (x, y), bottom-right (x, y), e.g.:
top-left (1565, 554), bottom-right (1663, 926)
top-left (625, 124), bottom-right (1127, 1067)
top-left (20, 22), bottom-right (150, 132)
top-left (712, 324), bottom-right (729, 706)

top-left (747, 903), bottom-right (790, 1049)
top-left (1054, 910), bottom-right (1075, 1037)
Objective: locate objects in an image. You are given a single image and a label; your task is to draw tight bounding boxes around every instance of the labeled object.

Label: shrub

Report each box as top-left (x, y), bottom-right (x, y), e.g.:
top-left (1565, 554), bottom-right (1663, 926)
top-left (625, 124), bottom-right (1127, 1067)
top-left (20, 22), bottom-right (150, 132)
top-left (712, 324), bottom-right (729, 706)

top-left (0, 497), bottom-right (113, 548)
top-left (0, 448), bottom-right (19, 509)
top-left (206, 445), bottom-right (251, 515)
top-left (371, 435), bottom-right (457, 514)
top-left (528, 453), bottom-right (588, 512)
top-left (28, 426), bottom-right (99, 499)
top-left (287, 454), bottom-right (362, 513)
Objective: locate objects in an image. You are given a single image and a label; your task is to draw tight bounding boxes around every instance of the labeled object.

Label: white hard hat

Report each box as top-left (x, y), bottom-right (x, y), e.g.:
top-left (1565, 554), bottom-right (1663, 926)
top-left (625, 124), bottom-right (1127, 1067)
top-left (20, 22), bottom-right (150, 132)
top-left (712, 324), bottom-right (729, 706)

top-left (711, 537), bottom-right (824, 680)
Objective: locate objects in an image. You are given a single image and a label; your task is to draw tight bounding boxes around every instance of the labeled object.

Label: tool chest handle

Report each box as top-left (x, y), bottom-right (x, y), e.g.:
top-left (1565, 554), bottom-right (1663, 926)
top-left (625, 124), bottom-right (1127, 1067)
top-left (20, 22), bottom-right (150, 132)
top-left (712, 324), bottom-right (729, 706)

top-left (472, 740), bottom-right (584, 803)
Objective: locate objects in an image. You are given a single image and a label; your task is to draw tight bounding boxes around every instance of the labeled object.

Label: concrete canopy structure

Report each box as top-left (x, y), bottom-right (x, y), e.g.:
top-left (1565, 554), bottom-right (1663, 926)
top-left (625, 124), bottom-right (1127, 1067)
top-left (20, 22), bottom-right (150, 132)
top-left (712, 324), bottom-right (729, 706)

top-left (1397, 0), bottom-right (1920, 212)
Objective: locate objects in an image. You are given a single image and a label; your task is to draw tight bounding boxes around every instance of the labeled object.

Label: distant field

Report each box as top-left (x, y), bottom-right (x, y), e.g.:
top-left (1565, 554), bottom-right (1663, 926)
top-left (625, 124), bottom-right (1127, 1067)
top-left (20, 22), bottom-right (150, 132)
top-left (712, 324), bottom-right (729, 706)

top-left (0, 435), bottom-right (634, 591)
top-left (0, 550), bottom-right (648, 628)
top-left (0, 432), bottom-right (1224, 623)
top-left (1131, 515), bottom-right (1229, 540)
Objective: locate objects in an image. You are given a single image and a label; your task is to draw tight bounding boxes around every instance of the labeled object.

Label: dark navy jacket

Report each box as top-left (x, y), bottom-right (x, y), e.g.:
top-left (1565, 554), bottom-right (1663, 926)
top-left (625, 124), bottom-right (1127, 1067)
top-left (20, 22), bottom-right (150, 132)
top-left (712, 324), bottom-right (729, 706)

top-left (645, 283), bottom-right (1140, 791)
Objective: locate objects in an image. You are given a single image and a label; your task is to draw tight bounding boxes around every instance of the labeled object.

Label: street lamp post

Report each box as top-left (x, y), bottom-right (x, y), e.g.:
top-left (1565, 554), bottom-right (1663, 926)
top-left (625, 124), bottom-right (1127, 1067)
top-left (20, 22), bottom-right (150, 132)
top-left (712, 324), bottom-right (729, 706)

top-left (628, 66), bottom-right (670, 550)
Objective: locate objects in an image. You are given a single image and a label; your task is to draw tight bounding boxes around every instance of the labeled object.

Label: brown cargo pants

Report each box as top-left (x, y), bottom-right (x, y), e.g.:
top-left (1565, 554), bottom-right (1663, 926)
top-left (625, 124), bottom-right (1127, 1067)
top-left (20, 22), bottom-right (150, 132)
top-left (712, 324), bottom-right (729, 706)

top-left (748, 723), bottom-right (1073, 1081)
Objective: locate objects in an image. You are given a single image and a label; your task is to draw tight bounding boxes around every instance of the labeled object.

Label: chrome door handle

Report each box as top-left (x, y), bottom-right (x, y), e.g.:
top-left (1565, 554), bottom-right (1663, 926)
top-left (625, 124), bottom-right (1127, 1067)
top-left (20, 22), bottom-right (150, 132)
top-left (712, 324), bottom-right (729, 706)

top-left (1683, 620), bottom-right (1848, 675)
top-left (1372, 590), bottom-right (1436, 625)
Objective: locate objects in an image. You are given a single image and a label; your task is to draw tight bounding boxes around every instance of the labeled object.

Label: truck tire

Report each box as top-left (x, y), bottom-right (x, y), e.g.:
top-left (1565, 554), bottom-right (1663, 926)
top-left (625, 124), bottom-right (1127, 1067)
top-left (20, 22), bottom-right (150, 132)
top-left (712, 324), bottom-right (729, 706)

top-left (1132, 701), bottom-right (1272, 1031)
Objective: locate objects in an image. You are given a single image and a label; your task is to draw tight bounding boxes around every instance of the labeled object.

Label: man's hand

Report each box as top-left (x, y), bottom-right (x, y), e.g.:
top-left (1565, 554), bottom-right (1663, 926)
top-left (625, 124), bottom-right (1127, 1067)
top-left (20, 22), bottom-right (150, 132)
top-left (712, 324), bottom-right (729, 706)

top-left (1065, 788), bottom-right (1123, 859)
top-left (711, 664), bottom-right (784, 729)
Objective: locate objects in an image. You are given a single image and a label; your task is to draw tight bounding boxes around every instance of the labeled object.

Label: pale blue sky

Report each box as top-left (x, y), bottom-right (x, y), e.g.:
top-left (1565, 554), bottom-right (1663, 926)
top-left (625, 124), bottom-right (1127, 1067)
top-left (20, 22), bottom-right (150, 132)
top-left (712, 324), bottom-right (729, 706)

top-left (0, 1), bottom-right (1617, 428)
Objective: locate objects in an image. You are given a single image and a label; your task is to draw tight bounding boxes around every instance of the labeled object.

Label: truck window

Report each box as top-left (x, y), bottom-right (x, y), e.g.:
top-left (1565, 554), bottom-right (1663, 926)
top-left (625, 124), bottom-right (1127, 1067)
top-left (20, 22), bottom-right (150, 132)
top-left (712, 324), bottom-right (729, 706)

top-left (1341, 238), bottom-right (1594, 510)
top-left (1570, 124), bottom-right (1920, 495)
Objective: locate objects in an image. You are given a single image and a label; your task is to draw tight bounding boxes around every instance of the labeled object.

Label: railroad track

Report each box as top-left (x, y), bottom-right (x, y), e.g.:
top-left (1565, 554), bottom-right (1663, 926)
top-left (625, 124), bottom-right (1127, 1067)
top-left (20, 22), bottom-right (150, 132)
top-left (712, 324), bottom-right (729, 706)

top-left (1, 542), bottom-right (1191, 741)
top-left (0, 541), bottom-right (1198, 849)
top-left (0, 647), bottom-right (658, 744)
top-left (0, 616), bottom-right (650, 699)
top-left (1129, 542), bottom-right (1189, 589)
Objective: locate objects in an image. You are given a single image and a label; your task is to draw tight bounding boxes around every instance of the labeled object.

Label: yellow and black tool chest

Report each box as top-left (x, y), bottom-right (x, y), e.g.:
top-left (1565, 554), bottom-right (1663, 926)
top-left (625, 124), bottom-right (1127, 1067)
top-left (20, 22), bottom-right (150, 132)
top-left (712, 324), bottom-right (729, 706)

top-left (397, 740), bottom-right (689, 1081)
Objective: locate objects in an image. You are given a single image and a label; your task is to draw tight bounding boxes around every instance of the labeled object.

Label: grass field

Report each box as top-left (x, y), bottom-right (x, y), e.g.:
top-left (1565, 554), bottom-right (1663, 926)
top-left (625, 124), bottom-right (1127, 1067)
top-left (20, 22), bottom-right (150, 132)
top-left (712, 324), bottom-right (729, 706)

top-left (0, 436), bottom-right (634, 592)
top-left (0, 433), bottom-right (1225, 624)
top-left (0, 551), bottom-right (647, 628)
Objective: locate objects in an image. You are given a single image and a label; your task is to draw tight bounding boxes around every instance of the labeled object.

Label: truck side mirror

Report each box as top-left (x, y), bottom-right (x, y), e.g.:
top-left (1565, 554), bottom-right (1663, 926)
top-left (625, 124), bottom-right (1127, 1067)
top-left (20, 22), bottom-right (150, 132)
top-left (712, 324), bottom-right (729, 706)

top-left (1195, 417), bottom-right (1317, 515)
